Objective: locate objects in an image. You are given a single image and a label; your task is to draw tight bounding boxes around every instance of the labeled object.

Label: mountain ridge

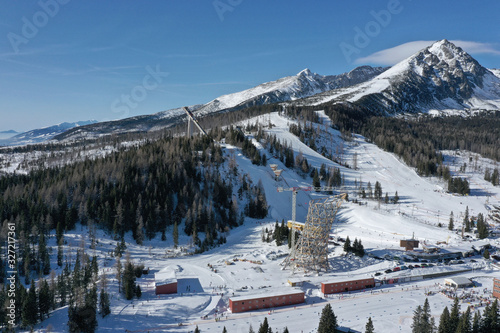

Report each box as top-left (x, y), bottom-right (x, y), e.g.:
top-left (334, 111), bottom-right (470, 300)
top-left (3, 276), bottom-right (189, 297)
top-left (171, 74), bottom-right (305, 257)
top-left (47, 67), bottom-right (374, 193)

top-left (52, 65), bottom-right (387, 142)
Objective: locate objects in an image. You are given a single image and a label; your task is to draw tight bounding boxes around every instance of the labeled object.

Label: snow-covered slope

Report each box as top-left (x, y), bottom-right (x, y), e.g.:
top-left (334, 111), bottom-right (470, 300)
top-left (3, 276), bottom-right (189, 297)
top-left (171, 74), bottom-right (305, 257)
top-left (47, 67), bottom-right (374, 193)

top-left (303, 39), bottom-right (500, 115)
top-left (196, 66), bottom-right (387, 113)
top-left (490, 68), bottom-right (500, 79)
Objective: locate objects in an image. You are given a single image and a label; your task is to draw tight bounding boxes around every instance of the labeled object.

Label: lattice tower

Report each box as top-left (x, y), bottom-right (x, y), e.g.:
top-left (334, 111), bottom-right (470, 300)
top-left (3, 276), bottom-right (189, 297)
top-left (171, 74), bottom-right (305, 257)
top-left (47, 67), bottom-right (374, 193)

top-left (282, 193), bottom-right (346, 273)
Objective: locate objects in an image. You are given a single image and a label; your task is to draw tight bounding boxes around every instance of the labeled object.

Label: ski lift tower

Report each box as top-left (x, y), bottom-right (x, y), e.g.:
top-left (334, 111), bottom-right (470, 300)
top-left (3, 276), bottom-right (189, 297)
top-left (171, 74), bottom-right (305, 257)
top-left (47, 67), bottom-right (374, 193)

top-left (282, 193), bottom-right (346, 273)
top-left (277, 187), bottom-right (345, 270)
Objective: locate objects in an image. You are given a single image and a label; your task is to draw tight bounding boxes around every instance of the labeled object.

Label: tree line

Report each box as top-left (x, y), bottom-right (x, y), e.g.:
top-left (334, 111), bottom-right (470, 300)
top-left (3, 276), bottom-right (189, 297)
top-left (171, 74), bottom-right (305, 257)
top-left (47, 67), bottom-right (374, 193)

top-left (412, 297), bottom-right (500, 333)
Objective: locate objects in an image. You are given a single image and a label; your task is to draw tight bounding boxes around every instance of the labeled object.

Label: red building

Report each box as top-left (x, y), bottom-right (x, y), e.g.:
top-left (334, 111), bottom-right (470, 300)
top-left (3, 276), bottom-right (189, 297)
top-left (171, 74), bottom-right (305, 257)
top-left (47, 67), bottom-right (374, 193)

top-left (155, 268), bottom-right (177, 295)
top-left (229, 290), bottom-right (305, 313)
top-left (493, 278), bottom-right (500, 299)
top-left (321, 277), bottom-right (375, 294)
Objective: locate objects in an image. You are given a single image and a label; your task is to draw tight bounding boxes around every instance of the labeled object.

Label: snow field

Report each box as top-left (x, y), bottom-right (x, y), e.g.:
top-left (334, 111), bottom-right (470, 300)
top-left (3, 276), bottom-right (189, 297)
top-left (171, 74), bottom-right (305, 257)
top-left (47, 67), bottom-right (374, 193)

top-left (27, 112), bottom-right (500, 332)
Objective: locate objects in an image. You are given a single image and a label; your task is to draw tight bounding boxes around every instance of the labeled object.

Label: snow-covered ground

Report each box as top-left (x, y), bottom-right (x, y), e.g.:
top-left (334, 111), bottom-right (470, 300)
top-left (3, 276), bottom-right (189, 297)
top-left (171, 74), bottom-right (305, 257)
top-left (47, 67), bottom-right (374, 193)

top-left (20, 112), bottom-right (500, 332)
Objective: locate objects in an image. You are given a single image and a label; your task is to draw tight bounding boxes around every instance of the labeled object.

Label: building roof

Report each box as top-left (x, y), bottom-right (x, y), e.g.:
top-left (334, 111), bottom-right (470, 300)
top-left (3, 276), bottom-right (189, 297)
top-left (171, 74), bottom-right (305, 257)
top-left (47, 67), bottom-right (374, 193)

top-left (445, 276), bottom-right (472, 287)
top-left (230, 289), bottom-right (304, 302)
top-left (155, 267), bottom-right (177, 286)
top-left (321, 275), bottom-right (374, 284)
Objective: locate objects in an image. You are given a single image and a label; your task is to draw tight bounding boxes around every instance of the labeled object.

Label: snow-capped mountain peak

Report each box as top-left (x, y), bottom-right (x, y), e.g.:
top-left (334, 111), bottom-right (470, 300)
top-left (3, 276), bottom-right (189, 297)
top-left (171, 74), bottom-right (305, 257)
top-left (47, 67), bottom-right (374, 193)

top-left (305, 39), bottom-right (500, 115)
top-left (298, 68), bottom-right (313, 76)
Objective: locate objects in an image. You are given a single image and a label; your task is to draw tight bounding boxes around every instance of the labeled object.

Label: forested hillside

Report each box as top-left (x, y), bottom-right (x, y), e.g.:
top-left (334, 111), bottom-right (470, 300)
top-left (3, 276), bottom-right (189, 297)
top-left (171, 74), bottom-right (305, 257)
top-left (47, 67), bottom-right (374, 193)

top-left (310, 104), bottom-right (500, 176)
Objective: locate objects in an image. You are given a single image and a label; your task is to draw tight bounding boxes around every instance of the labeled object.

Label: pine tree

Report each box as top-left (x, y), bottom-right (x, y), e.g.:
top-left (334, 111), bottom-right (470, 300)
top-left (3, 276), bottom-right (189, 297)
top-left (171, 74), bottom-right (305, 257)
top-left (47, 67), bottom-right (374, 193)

top-left (482, 299), bottom-right (500, 332)
top-left (38, 279), bottom-right (51, 320)
top-left (258, 317), bottom-right (270, 333)
top-left (477, 213), bottom-right (488, 239)
top-left (491, 299), bottom-right (500, 332)
top-left (483, 248), bottom-right (490, 259)
top-left (351, 238), bottom-right (364, 257)
top-left (471, 311), bottom-right (480, 333)
top-left (384, 192), bottom-right (389, 204)
top-left (464, 206), bottom-right (471, 233)
top-left (283, 327), bottom-right (289, 333)
top-left (317, 303), bottom-right (337, 333)
top-left (449, 297), bottom-right (460, 333)
top-left (374, 181), bottom-right (382, 200)
top-left (68, 295), bottom-right (98, 333)
top-left (393, 191), bottom-right (399, 204)
top-left (194, 326), bottom-right (200, 333)
top-left (492, 168), bottom-right (500, 186)
top-left (313, 168), bottom-right (321, 188)
top-left (455, 306), bottom-right (471, 333)
top-left (422, 298), bottom-right (435, 333)
top-left (123, 256), bottom-right (136, 300)
top-left (448, 212), bottom-right (454, 231)
top-left (437, 306), bottom-right (451, 333)
top-left (365, 317), bottom-right (375, 333)
top-left (22, 279), bottom-right (38, 327)
top-left (352, 238), bottom-right (359, 254)
top-left (411, 305), bottom-right (423, 333)
top-left (222, 327), bottom-right (227, 333)
top-left (135, 284), bottom-right (142, 298)
top-left (99, 289), bottom-right (111, 318)
top-left (344, 236), bottom-right (351, 253)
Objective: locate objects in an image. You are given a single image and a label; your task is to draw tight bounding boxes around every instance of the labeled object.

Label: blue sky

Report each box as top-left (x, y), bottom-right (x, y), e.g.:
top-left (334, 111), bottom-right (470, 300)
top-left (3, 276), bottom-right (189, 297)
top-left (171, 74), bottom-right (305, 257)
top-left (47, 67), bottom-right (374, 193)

top-left (1, 0), bottom-right (500, 131)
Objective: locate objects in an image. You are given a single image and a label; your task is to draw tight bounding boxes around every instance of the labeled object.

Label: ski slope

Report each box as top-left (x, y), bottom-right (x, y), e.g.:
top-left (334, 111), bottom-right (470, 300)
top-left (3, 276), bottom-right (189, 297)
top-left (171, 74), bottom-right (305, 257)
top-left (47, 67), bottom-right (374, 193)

top-left (30, 112), bottom-right (500, 333)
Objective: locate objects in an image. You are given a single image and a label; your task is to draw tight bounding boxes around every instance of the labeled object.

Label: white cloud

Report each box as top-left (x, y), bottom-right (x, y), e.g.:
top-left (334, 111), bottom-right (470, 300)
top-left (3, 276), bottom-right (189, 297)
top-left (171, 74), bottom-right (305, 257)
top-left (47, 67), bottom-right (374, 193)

top-left (355, 40), bottom-right (500, 66)
top-left (452, 40), bottom-right (500, 55)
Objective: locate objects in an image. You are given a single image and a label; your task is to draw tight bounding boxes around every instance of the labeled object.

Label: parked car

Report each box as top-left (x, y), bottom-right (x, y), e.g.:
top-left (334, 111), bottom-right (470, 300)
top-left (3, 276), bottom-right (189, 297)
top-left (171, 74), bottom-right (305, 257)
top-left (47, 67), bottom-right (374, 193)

top-left (385, 269), bottom-right (393, 274)
top-left (414, 264), bottom-right (421, 268)
top-left (375, 272), bottom-right (382, 276)
top-left (400, 266), bottom-right (408, 270)
top-left (393, 267), bottom-right (401, 271)
top-left (408, 265), bottom-right (414, 269)
top-left (421, 263), bottom-right (429, 268)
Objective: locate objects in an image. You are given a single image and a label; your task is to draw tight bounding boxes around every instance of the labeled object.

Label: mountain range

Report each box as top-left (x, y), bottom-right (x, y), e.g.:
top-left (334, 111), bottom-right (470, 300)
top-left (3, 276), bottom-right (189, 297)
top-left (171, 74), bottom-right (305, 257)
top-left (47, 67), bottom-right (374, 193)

top-left (2, 39), bottom-right (499, 146)
top-left (0, 121), bottom-right (97, 146)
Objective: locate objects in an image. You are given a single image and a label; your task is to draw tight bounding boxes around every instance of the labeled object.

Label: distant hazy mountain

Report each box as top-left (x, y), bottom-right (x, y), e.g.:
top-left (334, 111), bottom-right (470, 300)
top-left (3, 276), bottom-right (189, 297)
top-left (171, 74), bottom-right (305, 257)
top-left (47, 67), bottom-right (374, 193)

top-left (0, 130), bottom-right (18, 141)
top-left (302, 39), bottom-right (500, 115)
top-left (0, 121), bottom-right (97, 146)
